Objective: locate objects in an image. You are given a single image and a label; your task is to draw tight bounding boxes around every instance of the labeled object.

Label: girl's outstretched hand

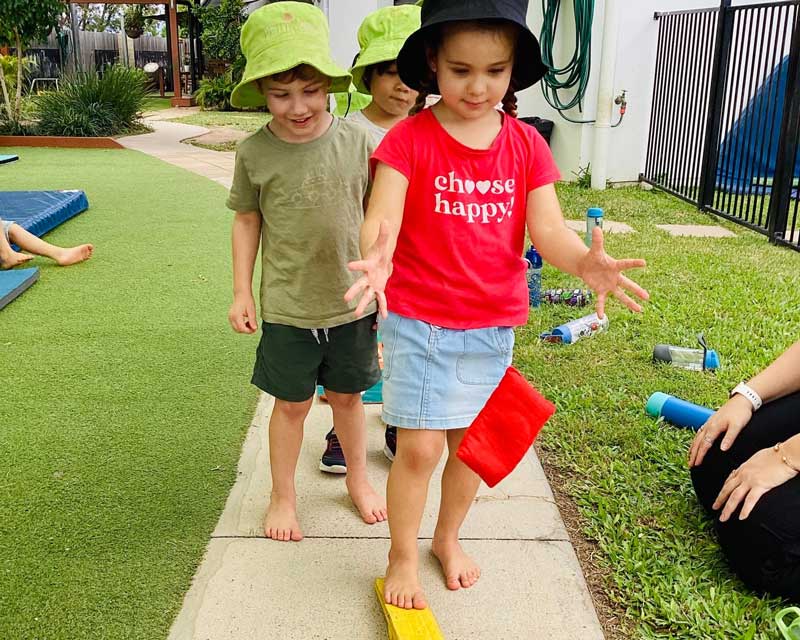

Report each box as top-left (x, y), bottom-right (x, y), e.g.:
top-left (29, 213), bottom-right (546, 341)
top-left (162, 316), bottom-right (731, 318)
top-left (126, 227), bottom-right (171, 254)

top-left (345, 220), bottom-right (392, 319)
top-left (576, 226), bottom-right (649, 317)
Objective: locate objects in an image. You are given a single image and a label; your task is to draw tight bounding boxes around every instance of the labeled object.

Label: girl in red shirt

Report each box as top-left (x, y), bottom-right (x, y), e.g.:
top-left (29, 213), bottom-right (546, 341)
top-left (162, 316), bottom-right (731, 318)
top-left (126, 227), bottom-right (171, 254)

top-left (346, 0), bottom-right (649, 610)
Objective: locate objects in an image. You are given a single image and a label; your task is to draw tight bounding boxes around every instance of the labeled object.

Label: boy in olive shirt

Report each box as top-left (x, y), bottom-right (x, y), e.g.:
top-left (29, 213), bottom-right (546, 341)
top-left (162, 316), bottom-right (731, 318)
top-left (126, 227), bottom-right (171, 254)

top-left (226, 2), bottom-right (385, 542)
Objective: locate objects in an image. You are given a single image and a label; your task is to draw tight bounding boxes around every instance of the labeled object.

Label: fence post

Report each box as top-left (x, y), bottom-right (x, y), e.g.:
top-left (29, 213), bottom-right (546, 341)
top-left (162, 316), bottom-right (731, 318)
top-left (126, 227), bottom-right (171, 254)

top-left (766, 10), bottom-right (800, 243)
top-left (697, 0), bottom-right (734, 210)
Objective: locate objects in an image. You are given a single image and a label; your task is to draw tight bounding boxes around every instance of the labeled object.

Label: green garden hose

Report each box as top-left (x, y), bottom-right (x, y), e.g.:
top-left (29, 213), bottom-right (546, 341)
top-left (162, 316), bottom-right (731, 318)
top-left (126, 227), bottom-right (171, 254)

top-left (539, 0), bottom-right (595, 123)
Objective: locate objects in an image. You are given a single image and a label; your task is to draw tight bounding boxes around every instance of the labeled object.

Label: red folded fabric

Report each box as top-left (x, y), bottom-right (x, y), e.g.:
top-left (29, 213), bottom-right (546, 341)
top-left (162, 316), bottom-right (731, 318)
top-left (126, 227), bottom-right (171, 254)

top-left (457, 367), bottom-right (556, 487)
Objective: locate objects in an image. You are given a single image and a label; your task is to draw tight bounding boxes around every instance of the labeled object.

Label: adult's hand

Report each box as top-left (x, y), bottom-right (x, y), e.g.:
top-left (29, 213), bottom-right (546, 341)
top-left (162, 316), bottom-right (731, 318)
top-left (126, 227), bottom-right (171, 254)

top-left (688, 394), bottom-right (753, 467)
top-left (712, 446), bottom-right (798, 521)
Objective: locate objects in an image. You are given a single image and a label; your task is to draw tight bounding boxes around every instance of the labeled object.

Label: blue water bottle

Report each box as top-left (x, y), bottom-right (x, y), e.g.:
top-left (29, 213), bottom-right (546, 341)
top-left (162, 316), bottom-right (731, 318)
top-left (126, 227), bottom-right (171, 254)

top-left (586, 207), bottom-right (604, 246)
top-left (525, 245), bottom-right (542, 308)
top-left (646, 392), bottom-right (714, 430)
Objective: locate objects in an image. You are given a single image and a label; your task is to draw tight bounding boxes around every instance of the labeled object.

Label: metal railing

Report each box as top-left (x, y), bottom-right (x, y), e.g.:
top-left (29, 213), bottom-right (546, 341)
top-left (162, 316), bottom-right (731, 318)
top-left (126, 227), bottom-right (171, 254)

top-left (642, 0), bottom-right (800, 251)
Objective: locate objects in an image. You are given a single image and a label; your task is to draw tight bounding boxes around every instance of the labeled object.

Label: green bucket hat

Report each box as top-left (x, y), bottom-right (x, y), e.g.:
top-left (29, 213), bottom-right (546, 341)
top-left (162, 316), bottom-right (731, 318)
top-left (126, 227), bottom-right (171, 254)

top-left (350, 5), bottom-right (421, 95)
top-left (231, 1), bottom-right (351, 109)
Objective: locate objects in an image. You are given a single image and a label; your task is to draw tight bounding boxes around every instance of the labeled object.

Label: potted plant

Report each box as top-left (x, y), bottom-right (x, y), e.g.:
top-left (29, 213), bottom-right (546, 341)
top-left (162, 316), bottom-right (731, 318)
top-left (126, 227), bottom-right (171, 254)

top-left (124, 5), bottom-right (145, 39)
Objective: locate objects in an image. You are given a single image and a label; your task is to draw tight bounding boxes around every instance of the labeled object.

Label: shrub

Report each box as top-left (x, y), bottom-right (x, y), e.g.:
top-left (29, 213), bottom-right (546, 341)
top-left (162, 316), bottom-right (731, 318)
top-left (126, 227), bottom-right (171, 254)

top-left (35, 65), bottom-right (148, 137)
top-left (195, 72), bottom-right (237, 111)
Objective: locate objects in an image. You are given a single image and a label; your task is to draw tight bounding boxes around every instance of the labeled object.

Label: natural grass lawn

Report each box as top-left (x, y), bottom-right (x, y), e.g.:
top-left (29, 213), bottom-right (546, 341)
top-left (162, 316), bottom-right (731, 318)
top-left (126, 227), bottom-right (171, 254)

top-left (528, 184), bottom-right (800, 639)
top-left (0, 148), bottom-right (258, 639)
top-left (168, 111), bottom-right (270, 132)
top-left (143, 95), bottom-right (174, 112)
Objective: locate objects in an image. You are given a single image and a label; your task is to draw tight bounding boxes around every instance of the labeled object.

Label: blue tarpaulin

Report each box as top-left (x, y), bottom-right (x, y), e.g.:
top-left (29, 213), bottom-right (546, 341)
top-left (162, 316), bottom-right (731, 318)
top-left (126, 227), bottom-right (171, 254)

top-left (716, 55), bottom-right (800, 195)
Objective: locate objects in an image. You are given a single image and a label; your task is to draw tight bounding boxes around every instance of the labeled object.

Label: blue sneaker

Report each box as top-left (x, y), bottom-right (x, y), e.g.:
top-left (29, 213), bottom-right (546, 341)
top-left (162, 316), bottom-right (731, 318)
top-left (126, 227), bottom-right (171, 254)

top-left (383, 425), bottom-right (396, 462)
top-left (320, 428), bottom-right (346, 474)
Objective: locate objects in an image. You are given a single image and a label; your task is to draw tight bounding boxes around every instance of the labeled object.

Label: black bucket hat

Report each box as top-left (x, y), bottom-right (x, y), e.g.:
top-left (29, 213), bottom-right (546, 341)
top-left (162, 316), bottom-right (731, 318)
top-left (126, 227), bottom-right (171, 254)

top-left (397, 0), bottom-right (548, 94)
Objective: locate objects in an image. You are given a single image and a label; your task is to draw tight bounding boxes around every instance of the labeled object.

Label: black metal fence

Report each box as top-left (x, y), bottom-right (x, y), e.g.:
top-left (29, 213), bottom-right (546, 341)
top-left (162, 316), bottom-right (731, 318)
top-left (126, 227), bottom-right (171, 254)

top-left (643, 0), bottom-right (800, 251)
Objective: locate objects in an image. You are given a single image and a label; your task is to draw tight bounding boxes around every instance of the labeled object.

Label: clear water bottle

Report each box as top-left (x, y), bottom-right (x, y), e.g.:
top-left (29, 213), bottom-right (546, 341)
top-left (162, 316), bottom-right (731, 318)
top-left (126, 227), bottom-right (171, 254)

top-left (652, 334), bottom-right (720, 371)
top-left (586, 207), bottom-right (604, 246)
top-left (525, 245), bottom-right (542, 308)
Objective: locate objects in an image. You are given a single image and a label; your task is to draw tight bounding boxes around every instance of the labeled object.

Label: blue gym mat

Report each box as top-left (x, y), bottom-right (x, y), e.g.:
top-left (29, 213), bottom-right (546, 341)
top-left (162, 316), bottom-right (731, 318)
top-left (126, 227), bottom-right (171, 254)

top-left (0, 154), bottom-right (19, 164)
top-left (0, 267), bottom-right (39, 310)
top-left (0, 190), bottom-right (89, 246)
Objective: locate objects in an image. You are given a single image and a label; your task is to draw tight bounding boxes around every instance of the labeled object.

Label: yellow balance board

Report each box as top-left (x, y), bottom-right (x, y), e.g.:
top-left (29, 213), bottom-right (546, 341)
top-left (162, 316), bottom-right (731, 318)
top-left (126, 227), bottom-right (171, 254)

top-left (374, 578), bottom-right (445, 640)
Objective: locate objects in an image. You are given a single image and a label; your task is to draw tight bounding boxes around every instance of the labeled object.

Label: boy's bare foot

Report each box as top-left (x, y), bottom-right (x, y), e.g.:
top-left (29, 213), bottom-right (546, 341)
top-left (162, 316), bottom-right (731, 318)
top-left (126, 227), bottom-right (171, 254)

top-left (432, 538), bottom-right (481, 590)
top-left (0, 250), bottom-right (33, 269)
top-left (54, 244), bottom-right (93, 266)
top-left (384, 551), bottom-right (427, 609)
top-left (263, 495), bottom-right (303, 542)
top-left (345, 476), bottom-right (387, 524)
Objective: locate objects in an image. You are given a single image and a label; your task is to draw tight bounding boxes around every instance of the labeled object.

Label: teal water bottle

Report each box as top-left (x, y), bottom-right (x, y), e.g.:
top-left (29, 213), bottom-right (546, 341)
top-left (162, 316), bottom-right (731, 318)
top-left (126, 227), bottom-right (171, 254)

top-left (586, 207), bottom-right (604, 246)
top-left (525, 245), bottom-right (542, 308)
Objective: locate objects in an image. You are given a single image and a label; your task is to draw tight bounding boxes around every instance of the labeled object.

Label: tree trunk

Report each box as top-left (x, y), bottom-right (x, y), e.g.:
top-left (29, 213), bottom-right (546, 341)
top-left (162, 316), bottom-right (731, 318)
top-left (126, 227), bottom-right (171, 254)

top-left (14, 30), bottom-right (22, 120)
top-left (0, 61), bottom-right (12, 120)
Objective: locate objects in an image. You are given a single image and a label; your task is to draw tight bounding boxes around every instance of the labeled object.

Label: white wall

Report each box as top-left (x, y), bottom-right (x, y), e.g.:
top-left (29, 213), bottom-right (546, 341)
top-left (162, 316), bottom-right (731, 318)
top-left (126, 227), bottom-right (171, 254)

top-left (518, 0), bottom-right (726, 183)
top-left (326, 0), bottom-right (387, 68)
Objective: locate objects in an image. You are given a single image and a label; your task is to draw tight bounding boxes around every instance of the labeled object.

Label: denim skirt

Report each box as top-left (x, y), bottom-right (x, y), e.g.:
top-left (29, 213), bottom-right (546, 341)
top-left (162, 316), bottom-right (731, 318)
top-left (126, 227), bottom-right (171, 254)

top-left (378, 311), bottom-right (514, 430)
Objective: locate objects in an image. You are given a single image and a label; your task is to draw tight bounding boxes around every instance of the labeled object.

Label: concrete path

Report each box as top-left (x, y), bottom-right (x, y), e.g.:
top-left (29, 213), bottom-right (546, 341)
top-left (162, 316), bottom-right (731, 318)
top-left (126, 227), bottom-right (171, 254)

top-left (118, 111), bottom-right (606, 639)
top-left (118, 118), bottom-right (235, 189)
top-left (168, 396), bottom-right (604, 640)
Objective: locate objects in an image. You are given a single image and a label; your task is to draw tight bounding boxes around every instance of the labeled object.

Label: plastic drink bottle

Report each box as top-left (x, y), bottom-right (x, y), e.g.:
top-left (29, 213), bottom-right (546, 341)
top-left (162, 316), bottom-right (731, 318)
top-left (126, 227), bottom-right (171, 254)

top-left (525, 245), bottom-right (542, 308)
top-left (776, 607), bottom-right (800, 640)
top-left (646, 392), bottom-right (714, 430)
top-left (585, 207), bottom-right (604, 246)
top-left (653, 334), bottom-right (720, 371)
top-left (542, 312), bottom-right (609, 344)
top-left (653, 345), bottom-right (720, 371)
top-left (541, 288), bottom-right (592, 307)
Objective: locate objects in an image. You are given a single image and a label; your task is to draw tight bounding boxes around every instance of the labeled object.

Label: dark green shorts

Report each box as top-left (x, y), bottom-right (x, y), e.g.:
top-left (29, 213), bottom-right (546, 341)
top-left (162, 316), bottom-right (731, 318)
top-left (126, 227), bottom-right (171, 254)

top-left (252, 314), bottom-right (380, 402)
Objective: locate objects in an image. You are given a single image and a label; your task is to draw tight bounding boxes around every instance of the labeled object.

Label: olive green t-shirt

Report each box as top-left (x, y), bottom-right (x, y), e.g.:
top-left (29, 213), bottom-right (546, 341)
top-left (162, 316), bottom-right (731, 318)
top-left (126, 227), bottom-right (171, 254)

top-left (226, 118), bottom-right (376, 329)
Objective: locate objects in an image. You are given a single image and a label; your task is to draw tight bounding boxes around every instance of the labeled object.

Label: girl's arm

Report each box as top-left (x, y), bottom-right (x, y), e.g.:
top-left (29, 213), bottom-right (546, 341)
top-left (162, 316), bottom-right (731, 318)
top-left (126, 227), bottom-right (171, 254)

top-left (228, 210), bottom-right (262, 334)
top-left (346, 163), bottom-right (409, 317)
top-left (526, 184), bottom-right (589, 276)
top-left (526, 184), bottom-right (649, 316)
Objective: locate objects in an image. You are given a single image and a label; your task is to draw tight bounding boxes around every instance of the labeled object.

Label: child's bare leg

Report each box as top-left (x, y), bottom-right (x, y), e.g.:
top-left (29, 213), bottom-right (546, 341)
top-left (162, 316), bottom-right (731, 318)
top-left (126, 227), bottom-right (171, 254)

top-left (7, 224), bottom-right (93, 266)
top-left (324, 390), bottom-right (386, 524)
top-left (265, 397), bottom-right (313, 542)
top-left (0, 224), bottom-right (33, 268)
top-left (432, 428), bottom-right (482, 591)
top-left (384, 429), bottom-right (445, 610)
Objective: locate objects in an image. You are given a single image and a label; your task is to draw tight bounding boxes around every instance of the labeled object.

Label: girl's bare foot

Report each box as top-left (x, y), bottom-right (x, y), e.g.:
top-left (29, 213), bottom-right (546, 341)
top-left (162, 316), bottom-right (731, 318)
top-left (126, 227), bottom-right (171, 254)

top-left (263, 495), bottom-right (303, 542)
top-left (0, 250), bottom-right (33, 269)
top-left (54, 244), bottom-right (93, 266)
top-left (384, 551), bottom-right (427, 609)
top-left (431, 538), bottom-right (480, 590)
top-left (345, 476), bottom-right (387, 524)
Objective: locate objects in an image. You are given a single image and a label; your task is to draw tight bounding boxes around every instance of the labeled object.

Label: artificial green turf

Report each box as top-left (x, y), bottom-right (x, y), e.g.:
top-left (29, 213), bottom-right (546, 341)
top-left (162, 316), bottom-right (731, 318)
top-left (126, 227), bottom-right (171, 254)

top-left (524, 184), bottom-right (800, 639)
top-left (0, 147), bottom-right (258, 639)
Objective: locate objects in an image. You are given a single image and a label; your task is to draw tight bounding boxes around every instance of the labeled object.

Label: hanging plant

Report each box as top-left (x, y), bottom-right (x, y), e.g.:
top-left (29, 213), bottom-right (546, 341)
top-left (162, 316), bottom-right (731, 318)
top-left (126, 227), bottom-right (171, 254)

top-left (124, 5), bottom-right (145, 39)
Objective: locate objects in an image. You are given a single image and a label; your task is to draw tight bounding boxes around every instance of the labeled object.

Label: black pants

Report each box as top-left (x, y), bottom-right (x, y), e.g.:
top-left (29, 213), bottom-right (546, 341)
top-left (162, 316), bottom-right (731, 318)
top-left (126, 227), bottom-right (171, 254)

top-left (691, 391), bottom-right (800, 600)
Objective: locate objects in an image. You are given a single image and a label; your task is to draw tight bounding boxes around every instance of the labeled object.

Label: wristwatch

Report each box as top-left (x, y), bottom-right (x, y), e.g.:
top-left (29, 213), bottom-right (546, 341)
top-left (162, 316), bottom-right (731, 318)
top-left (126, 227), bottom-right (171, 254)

top-left (730, 382), bottom-right (762, 411)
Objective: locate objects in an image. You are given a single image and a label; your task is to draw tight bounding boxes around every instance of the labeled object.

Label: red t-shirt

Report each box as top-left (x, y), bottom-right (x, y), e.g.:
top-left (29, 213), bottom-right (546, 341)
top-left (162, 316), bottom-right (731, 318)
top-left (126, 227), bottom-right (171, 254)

top-left (372, 108), bottom-right (561, 329)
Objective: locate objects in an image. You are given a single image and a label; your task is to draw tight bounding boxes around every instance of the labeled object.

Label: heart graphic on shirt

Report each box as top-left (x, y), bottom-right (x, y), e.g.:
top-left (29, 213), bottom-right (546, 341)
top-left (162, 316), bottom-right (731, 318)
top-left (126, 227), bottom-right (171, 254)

top-left (476, 180), bottom-right (492, 195)
top-left (464, 179), bottom-right (476, 194)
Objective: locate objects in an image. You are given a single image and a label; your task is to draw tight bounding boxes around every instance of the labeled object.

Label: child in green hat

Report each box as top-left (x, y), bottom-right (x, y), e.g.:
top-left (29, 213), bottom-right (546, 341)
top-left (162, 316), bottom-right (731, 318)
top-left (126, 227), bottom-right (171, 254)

top-left (320, 3), bottom-right (421, 474)
top-left (225, 1), bottom-right (386, 542)
top-left (344, 5), bottom-right (421, 145)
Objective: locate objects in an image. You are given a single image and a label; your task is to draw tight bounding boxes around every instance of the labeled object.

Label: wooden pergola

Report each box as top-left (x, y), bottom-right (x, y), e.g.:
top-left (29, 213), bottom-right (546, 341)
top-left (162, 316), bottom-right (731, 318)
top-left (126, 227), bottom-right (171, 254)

top-left (87, 0), bottom-right (191, 106)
